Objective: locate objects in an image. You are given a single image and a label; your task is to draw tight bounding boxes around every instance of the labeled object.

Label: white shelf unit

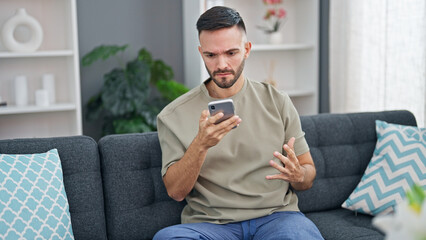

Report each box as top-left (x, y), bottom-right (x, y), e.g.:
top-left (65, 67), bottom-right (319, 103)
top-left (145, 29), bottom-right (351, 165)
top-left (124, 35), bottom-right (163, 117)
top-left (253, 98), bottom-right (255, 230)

top-left (0, 50), bottom-right (74, 58)
top-left (0, 0), bottom-right (82, 140)
top-left (183, 0), bottom-right (319, 115)
top-left (0, 104), bottom-right (76, 115)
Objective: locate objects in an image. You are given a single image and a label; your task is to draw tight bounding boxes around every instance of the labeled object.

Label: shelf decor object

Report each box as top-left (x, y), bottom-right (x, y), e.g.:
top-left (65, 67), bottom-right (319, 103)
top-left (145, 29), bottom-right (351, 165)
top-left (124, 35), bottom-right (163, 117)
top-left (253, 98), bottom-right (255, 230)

top-left (1, 8), bottom-right (43, 52)
top-left (14, 75), bottom-right (28, 106)
top-left (257, 0), bottom-right (287, 44)
top-left (0, 95), bottom-right (5, 107)
top-left (42, 73), bottom-right (56, 104)
top-left (35, 89), bottom-right (49, 107)
top-left (267, 31), bottom-right (283, 44)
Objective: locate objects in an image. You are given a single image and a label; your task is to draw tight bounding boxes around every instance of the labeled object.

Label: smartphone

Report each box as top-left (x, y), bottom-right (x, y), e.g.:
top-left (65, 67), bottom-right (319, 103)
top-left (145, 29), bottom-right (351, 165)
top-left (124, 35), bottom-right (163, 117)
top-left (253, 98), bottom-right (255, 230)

top-left (208, 99), bottom-right (235, 125)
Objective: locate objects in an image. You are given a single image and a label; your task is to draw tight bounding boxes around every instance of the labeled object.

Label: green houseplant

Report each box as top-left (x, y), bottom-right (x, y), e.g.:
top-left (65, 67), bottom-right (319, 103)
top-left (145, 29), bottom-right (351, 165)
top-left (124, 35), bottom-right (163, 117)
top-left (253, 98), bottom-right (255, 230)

top-left (82, 44), bottom-right (188, 135)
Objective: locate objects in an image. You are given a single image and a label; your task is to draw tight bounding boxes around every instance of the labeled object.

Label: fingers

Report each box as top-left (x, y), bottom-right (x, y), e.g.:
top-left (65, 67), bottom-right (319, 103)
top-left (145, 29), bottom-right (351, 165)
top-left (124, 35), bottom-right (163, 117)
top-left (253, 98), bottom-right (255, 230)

top-left (273, 151), bottom-right (291, 167)
top-left (208, 112), bottom-right (224, 125)
top-left (283, 145), bottom-right (296, 163)
top-left (201, 110), bottom-right (209, 118)
top-left (199, 110), bottom-right (209, 123)
top-left (265, 157), bottom-right (301, 182)
top-left (266, 142), bottom-right (304, 182)
top-left (271, 151), bottom-right (295, 173)
top-left (200, 110), bottom-right (229, 127)
top-left (287, 137), bottom-right (295, 149)
top-left (283, 138), bottom-right (297, 163)
top-left (197, 109), bottom-right (241, 148)
top-left (211, 117), bottom-right (240, 140)
top-left (268, 159), bottom-right (285, 172)
top-left (266, 160), bottom-right (288, 180)
top-left (217, 115), bottom-right (241, 130)
top-left (266, 173), bottom-right (286, 180)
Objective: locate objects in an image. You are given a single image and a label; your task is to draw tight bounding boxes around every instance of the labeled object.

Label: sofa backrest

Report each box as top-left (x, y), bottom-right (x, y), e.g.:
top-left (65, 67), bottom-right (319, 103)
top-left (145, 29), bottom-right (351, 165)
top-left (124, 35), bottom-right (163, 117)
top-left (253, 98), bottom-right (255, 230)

top-left (96, 110), bottom-right (417, 239)
top-left (98, 132), bottom-right (185, 240)
top-left (296, 110), bottom-right (417, 213)
top-left (0, 136), bottom-right (107, 240)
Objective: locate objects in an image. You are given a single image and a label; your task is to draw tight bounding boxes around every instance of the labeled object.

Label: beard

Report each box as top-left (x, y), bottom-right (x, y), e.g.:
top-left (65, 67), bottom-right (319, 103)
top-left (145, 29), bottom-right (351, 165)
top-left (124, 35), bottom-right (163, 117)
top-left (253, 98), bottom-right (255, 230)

top-left (205, 58), bottom-right (245, 89)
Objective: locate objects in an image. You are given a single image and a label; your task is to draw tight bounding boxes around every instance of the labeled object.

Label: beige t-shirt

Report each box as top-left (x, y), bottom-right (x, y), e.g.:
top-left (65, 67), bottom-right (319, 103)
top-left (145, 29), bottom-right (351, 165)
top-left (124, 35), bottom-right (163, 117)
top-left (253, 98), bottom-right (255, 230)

top-left (157, 78), bottom-right (309, 224)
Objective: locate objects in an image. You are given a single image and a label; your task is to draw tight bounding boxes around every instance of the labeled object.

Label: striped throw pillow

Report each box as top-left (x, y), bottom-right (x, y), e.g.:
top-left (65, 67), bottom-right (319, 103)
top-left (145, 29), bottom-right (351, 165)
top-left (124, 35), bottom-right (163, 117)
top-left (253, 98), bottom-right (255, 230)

top-left (342, 120), bottom-right (426, 215)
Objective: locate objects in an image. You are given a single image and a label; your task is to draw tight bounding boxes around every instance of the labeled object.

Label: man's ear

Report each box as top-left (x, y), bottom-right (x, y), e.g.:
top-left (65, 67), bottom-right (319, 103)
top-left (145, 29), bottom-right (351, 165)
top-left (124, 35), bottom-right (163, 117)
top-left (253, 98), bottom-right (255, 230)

top-left (244, 41), bottom-right (252, 58)
top-left (198, 46), bottom-right (202, 56)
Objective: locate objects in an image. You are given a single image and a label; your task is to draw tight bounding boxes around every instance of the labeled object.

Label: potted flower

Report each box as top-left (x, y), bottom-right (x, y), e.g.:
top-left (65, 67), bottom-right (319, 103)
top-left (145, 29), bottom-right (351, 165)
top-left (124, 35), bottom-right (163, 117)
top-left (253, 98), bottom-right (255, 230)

top-left (257, 0), bottom-right (287, 44)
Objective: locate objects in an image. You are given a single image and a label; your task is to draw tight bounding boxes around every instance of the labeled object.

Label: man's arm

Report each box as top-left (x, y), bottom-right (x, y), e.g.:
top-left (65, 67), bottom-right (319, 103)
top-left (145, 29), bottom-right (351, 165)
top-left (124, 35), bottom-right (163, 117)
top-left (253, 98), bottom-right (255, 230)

top-left (163, 110), bottom-right (241, 201)
top-left (266, 137), bottom-right (316, 191)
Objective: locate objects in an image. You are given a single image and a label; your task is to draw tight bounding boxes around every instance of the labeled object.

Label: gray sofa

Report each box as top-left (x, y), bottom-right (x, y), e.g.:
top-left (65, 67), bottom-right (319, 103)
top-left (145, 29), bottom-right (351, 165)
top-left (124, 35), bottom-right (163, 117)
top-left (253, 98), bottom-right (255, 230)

top-left (0, 110), bottom-right (417, 240)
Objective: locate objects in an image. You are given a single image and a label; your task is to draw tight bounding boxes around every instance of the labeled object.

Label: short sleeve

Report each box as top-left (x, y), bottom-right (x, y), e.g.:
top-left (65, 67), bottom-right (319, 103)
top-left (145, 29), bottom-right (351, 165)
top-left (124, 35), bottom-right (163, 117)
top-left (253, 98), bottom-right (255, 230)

top-left (157, 115), bottom-right (186, 177)
top-left (281, 93), bottom-right (310, 156)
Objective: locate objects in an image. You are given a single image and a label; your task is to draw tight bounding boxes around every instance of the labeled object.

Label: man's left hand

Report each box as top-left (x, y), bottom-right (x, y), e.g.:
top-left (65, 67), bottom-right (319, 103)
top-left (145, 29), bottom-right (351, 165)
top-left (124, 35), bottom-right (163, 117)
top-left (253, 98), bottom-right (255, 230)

top-left (266, 137), bottom-right (306, 184)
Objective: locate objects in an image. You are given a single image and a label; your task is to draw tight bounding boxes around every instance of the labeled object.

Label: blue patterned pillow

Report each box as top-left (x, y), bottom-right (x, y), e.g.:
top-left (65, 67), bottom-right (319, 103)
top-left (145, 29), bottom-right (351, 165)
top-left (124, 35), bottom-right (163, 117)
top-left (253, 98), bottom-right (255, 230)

top-left (342, 120), bottom-right (426, 215)
top-left (0, 149), bottom-right (74, 239)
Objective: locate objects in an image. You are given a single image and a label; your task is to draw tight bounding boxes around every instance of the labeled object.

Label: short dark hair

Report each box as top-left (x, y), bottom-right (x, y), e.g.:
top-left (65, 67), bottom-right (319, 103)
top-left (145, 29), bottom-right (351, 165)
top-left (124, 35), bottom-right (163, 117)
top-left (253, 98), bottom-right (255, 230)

top-left (196, 6), bottom-right (246, 36)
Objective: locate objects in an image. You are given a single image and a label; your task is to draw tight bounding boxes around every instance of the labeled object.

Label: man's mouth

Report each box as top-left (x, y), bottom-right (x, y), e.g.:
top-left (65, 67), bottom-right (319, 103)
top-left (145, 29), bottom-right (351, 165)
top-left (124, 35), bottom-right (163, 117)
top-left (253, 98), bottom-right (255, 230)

top-left (214, 71), bottom-right (233, 77)
top-left (216, 73), bottom-right (231, 76)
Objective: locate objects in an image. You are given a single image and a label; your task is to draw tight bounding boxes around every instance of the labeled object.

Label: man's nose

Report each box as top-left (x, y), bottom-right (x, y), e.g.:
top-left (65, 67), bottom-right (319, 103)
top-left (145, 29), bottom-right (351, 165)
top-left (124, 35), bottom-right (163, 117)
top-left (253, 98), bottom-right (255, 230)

top-left (216, 55), bottom-right (228, 69)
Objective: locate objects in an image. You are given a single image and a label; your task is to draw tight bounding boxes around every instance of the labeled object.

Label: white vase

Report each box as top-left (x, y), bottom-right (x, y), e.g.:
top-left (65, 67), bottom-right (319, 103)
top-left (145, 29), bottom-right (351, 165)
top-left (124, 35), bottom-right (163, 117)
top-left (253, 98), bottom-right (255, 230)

top-left (15, 75), bottom-right (28, 106)
top-left (42, 73), bottom-right (56, 104)
top-left (35, 89), bottom-right (49, 107)
top-left (1, 8), bottom-right (43, 52)
top-left (268, 32), bottom-right (283, 45)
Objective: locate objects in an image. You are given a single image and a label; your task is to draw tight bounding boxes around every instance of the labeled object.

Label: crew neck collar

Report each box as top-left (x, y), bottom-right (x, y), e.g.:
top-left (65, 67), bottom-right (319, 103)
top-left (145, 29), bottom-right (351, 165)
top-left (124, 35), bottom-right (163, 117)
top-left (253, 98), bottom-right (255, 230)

top-left (201, 77), bottom-right (248, 102)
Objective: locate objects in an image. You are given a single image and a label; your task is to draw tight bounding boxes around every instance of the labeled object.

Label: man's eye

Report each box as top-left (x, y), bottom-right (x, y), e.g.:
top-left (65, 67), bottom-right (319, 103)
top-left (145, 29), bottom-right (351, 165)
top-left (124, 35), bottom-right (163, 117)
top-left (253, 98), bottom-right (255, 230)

top-left (206, 53), bottom-right (215, 58)
top-left (228, 51), bottom-right (237, 56)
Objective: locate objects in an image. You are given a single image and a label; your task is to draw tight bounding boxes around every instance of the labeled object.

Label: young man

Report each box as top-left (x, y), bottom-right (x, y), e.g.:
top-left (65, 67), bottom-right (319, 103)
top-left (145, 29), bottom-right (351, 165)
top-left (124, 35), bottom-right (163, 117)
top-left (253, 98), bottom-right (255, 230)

top-left (154, 6), bottom-right (323, 240)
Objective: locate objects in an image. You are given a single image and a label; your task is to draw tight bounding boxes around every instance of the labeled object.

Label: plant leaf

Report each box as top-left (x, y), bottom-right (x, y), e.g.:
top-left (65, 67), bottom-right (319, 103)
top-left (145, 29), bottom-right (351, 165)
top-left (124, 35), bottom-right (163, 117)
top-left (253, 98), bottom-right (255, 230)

top-left (126, 59), bottom-right (151, 113)
top-left (100, 59), bottom-right (151, 116)
top-left (273, 21), bottom-right (281, 32)
top-left (82, 44), bottom-right (128, 67)
top-left (150, 60), bottom-right (174, 84)
top-left (406, 183), bottom-right (425, 213)
top-left (156, 80), bottom-right (189, 101)
top-left (101, 68), bottom-right (129, 116)
top-left (138, 101), bottom-right (164, 129)
top-left (137, 48), bottom-right (153, 65)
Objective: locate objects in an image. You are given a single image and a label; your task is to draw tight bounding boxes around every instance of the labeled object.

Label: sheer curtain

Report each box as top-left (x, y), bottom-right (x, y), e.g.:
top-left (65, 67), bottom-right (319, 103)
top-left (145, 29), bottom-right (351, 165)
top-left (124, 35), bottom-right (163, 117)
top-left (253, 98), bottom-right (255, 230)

top-left (329, 0), bottom-right (426, 127)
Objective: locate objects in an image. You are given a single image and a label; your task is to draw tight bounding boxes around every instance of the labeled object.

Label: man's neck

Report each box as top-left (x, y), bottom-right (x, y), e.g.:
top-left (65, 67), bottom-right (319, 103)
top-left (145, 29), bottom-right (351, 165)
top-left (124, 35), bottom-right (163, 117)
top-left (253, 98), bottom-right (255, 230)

top-left (206, 76), bottom-right (245, 99)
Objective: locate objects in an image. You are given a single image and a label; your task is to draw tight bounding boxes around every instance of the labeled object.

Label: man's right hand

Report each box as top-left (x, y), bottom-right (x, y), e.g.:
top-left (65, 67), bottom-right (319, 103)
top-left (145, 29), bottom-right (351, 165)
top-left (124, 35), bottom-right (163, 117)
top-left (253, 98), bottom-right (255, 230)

top-left (196, 110), bottom-right (242, 150)
top-left (163, 110), bottom-right (241, 201)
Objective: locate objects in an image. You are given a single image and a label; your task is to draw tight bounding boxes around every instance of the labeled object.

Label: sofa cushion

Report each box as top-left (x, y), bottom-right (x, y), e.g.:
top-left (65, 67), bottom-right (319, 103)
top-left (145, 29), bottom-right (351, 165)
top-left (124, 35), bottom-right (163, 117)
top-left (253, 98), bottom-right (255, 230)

top-left (306, 209), bottom-right (383, 240)
top-left (0, 149), bottom-right (74, 239)
top-left (297, 110), bottom-right (417, 213)
top-left (99, 132), bottom-right (185, 240)
top-left (0, 136), bottom-right (107, 240)
top-left (342, 120), bottom-right (426, 215)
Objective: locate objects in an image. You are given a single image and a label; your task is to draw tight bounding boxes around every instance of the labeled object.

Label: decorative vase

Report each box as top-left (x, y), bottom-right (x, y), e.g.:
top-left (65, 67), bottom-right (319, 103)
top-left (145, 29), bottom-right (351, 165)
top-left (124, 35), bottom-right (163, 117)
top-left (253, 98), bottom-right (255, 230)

top-left (1, 8), bottom-right (43, 52)
top-left (42, 73), bottom-right (56, 104)
top-left (14, 75), bottom-right (28, 106)
top-left (268, 32), bottom-right (283, 45)
top-left (35, 89), bottom-right (49, 107)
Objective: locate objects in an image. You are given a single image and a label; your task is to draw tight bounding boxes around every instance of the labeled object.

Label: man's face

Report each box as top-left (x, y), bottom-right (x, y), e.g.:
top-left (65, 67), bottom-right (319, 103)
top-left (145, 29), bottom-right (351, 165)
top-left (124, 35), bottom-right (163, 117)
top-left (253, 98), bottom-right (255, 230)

top-left (198, 26), bottom-right (250, 89)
